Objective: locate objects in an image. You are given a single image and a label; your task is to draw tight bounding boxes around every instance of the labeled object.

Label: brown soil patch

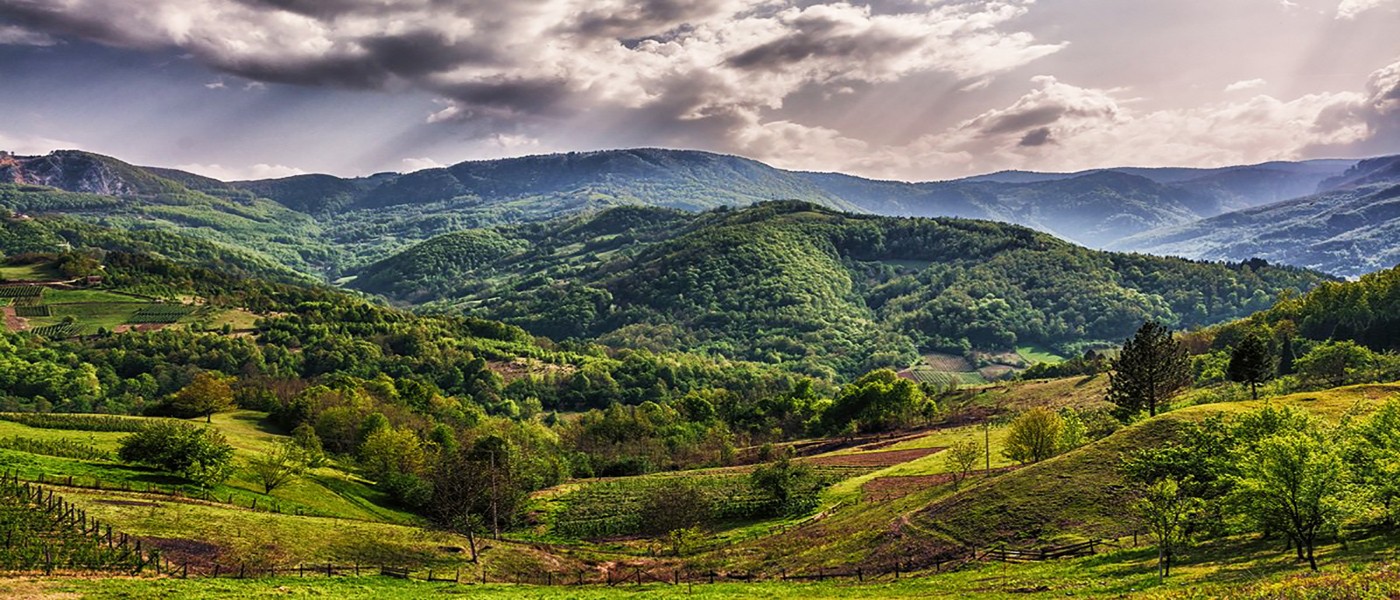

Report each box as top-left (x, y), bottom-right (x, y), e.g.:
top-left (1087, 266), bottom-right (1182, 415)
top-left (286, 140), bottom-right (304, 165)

top-left (142, 537), bottom-right (228, 574)
top-left (2, 306), bottom-right (26, 331)
top-left (862, 473), bottom-right (957, 502)
top-left (804, 447), bottom-right (945, 468)
top-left (921, 352), bottom-right (973, 371)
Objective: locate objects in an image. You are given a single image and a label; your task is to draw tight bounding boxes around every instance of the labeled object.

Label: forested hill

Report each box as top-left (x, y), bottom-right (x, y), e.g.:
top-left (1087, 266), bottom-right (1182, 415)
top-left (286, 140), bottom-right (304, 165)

top-left (0, 149), bottom-right (1363, 275)
top-left (351, 202), bottom-right (1331, 378)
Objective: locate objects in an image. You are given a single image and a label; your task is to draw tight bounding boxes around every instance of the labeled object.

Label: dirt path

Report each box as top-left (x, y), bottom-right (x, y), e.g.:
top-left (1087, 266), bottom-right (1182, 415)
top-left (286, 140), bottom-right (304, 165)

top-left (804, 447), bottom-right (946, 467)
top-left (2, 305), bottom-right (26, 331)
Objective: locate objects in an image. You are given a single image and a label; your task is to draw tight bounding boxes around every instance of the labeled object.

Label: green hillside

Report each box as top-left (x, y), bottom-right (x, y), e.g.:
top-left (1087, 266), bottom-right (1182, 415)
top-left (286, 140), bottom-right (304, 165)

top-left (355, 202), bottom-right (1328, 377)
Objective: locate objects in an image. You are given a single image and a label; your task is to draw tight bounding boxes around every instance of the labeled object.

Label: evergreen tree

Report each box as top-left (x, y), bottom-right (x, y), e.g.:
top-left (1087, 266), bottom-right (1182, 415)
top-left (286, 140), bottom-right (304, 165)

top-left (1107, 321), bottom-right (1191, 419)
top-left (1227, 333), bottom-right (1276, 400)
top-left (1278, 335), bottom-right (1297, 376)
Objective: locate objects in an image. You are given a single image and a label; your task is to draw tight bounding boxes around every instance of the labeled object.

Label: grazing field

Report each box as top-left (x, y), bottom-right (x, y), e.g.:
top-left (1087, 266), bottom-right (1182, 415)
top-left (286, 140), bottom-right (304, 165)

top-left (0, 262), bottom-right (62, 281)
top-left (1015, 345), bottom-right (1065, 365)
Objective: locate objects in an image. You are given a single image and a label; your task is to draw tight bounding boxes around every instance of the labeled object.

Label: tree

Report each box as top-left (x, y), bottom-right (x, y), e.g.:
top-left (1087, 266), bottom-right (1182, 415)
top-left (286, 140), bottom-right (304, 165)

top-left (1134, 478), bottom-right (1204, 581)
top-left (1227, 333), bottom-right (1276, 400)
top-left (290, 422), bottom-right (326, 468)
top-left (425, 437), bottom-right (525, 559)
top-left (1346, 398), bottom-right (1400, 527)
top-left (1107, 321), bottom-right (1191, 418)
top-left (818, 369), bottom-right (932, 434)
top-left (1058, 408), bottom-right (1087, 451)
top-left (1003, 407), bottom-right (1064, 465)
top-left (750, 453), bottom-right (819, 515)
top-left (248, 441), bottom-right (308, 494)
top-left (118, 422), bottom-right (234, 488)
top-left (1234, 430), bottom-right (1346, 571)
top-left (639, 481), bottom-right (710, 535)
top-left (168, 372), bottom-right (235, 423)
top-left (946, 439), bottom-right (981, 489)
top-left (1296, 340), bottom-right (1374, 388)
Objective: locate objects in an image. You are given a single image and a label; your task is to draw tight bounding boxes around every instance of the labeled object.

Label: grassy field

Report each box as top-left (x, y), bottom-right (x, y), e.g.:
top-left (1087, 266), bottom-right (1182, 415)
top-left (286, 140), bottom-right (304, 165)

top-left (4, 379), bottom-right (1400, 599)
top-left (1015, 345), bottom-right (1065, 365)
top-left (9, 286), bottom-right (202, 335)
top-left (0, 262), bottom-right (62, 281)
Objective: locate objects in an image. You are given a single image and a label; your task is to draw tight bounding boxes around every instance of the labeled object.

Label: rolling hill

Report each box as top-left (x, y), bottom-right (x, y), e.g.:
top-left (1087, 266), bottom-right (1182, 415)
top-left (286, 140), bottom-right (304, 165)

top-left (0, 149), bottom-right (1367, 275)
top-left (1112, 155), bottom-right (1400, 277)
top-left (351, 202), bottom-right (1330, 376)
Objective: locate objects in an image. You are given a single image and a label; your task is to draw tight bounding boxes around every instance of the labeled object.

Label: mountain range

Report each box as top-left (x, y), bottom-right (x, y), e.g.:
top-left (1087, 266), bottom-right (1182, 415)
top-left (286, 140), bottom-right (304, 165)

top-left (2, 146), bottom-right (1398, 287)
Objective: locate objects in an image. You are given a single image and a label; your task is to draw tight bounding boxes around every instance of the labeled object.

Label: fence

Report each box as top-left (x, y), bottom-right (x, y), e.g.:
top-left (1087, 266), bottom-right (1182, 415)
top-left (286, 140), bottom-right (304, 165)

top-left (0, 469), bottom-right (1121, 588)
top-left (0, 470), bottom-right (162, 574)
top-left (25, 472), bottom-right (318, 518)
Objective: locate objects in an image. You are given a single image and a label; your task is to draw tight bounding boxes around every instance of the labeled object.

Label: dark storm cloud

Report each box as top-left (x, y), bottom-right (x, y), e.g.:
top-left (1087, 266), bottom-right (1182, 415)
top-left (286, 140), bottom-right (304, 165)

top-left (979, 105), bottom-right (1064, 136)
top-left (570, 0), bottom-right (733, 38)
top-left (359, 30), bottom-right (499, 78)
top-left (725, 13), bottom-right (910, 71)
top-left (437, 77), bottom-right (573, 114)
top-left (1018, 126), bottom-right (1052, 146)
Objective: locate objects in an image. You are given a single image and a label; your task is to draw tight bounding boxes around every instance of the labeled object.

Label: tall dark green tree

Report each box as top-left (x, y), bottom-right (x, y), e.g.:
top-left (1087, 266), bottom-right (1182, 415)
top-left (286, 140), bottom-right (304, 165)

top-left (1228, 333), bottom-right (1276, 400)
top-left (1278, 335), bottom-right (1297, 376)
top-left (1107, 321), bottom-right (1191, 418)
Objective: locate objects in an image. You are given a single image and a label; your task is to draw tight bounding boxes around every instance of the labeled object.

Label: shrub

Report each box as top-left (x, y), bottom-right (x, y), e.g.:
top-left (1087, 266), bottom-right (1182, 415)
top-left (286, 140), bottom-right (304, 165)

top-left (117, 421), bottom-right (234, 487)
top-left (1003, 407), bottom-right (1064, 464)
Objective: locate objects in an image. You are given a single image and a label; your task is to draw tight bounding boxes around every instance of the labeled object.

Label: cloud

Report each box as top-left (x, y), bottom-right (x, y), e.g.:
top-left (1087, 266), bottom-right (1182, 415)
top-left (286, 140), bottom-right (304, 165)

top-left (1224, 78), bottom-right (1266, 92)
top-left (0, 0), bottom-right (1063, 140)
top-left (0, 131), bottom-right (80, 155)
top-left (175, 162), bottom-right (307, 181)
top-left (726, 55), bottom-right (1400, 180)
top-left (1336, 0), bottom-right (1397, 18)
top-left (399, 157), bottom-right (442, 172)
top-left (0, 23), bottom-right (55, 45)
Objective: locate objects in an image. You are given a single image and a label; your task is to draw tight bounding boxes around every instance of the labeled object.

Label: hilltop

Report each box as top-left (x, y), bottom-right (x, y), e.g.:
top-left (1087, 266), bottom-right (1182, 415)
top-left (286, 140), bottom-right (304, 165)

top-left (0, 149), bottom-right (1370, 276)
top-left (351, 202), bottom-right (1328, 376)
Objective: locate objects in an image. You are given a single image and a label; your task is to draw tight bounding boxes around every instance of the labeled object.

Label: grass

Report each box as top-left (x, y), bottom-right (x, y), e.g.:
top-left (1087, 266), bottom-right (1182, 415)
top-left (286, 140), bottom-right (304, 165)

top-left (1015, 345), bottom-right (1065, 365)
top-left (15, 544), bottom-right (1400, 599)
top-left (204, 308), bottom-right (260, 330)
top-left (0, 262), bottom-right (61, 281)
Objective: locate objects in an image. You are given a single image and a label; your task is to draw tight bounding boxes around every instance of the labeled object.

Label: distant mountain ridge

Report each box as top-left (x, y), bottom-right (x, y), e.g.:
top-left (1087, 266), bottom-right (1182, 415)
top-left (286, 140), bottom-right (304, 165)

top-left (0, 147), bottom-right (1386, 276)
top-left (1112, 155), bottom-right (1400, 278)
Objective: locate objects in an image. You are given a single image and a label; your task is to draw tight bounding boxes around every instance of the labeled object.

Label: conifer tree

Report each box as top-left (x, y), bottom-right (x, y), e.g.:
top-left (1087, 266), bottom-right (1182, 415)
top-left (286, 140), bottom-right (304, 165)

top-left (1107, 321), bottom-right (1191, 418)
top-left (1228, 333), bottom-right (1276, 400)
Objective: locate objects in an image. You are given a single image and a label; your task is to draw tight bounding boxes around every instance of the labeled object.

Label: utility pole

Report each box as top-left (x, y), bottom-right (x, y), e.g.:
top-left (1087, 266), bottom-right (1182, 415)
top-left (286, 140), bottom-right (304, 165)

top-left (983, 421), bottom-right (991, 474)
top-left (489, 449), bottom-right (500, 540)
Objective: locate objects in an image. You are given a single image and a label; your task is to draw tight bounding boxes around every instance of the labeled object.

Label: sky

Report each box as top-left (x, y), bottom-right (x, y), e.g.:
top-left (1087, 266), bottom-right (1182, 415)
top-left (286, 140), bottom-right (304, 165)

top-left (0, 0), bottom-right (1398, 181)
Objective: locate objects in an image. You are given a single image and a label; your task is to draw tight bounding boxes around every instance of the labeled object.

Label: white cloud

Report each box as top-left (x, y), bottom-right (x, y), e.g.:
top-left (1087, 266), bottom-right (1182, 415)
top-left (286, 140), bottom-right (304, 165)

top-left (175, 162), bottom-right (307, 181)
top-left (0, 0), bottom-right (1063, 140)
top-left (0, 131), bottom-right (80, 155)
top-left (728, 55), bottom-right (1399, 180)
top-left (1224, 78), bottom-right (1267, 92)
top-left (399, 157), bottom-right (443, 172)
top-left (0, 24), bottom-right (56, 46)
top-left (1336, 0), bottom-right (1397, 18)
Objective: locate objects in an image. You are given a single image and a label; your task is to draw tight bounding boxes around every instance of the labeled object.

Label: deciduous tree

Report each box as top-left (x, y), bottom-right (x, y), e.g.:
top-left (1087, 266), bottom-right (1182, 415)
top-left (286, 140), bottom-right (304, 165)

top-left (1135, 477), bottom-right (1204, 581)
top-left (1003, 407), bottom-right (1063, 465)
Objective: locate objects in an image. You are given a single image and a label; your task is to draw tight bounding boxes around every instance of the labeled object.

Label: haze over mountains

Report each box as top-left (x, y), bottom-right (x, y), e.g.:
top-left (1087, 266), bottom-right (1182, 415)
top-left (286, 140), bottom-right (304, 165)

top-left (1, 147), bottom-right (1397, 280)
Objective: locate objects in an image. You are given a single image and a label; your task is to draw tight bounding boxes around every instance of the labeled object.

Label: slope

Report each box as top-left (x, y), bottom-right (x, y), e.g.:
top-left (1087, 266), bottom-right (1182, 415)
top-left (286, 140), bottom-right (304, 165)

top-left (1111, 156), bottom-right (1400, 277)
top-left (353, 202), bottom-right (1330, 377)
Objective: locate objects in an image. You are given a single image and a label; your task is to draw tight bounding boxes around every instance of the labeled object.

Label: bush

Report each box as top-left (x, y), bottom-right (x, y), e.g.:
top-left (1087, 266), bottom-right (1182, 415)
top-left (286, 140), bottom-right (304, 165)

top-left (1003, 407), bottom-right (1064, 464)
top-left (117, 421), bottom-right (234, 487)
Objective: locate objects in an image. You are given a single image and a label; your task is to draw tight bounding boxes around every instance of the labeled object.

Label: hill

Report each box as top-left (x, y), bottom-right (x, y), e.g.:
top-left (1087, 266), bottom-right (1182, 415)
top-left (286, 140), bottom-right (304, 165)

top-left (0, 149), bottom-right (1367, 275)
top-left (1111, 156), bottom-right (1400, 277)
top-left (352, 202), bottom-right (1330, 376)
